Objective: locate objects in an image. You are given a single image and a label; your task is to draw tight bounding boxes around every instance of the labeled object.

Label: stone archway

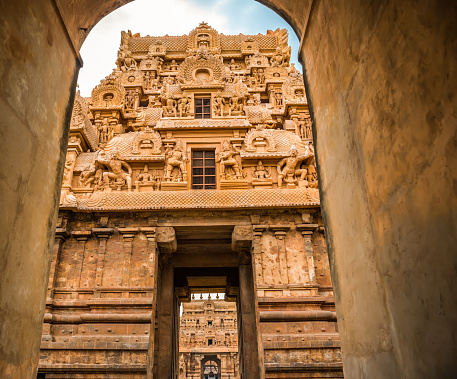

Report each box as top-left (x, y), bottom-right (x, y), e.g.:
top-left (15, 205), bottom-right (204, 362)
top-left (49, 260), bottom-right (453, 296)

top-left (0, 1), bottom-right (456, 378)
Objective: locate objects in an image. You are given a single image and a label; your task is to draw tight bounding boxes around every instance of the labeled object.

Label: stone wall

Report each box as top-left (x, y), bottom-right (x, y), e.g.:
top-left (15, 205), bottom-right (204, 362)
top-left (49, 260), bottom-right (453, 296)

top-left (300, 1), bottom-right (457, 377)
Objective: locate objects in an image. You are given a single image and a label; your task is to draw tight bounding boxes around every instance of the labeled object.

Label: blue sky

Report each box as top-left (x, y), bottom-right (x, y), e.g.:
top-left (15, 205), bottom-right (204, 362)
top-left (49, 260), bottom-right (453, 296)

top-left (78, 0), bottom-right (301, 96)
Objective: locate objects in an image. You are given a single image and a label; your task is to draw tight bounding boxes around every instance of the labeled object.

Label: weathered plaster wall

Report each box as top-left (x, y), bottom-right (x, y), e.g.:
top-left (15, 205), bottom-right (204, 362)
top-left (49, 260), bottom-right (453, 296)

top-left (300, 1), bottom-right (457, 377)
top-left (0, 0), bottom-right (79, 376)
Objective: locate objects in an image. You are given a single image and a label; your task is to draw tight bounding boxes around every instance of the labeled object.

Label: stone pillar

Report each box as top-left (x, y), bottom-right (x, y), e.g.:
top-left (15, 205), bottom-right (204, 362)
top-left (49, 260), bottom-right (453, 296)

top-left (118, 227), bottom-right (139, 290)
top-left (47, 228), bottom-right (69, 299)
top-left (239, 264), bottom-right (263, 379)
top-left (270, 225), bottom-right (290, 285)
top-left (141, 226), bottom-right (159, 379)
top-left (252, 225), bottom-right (267, 286)
top-left (297, 224), bottom-right (319, 285)
top-left (155, 258), bottom-right (175, 378)
top-left (71, 230), bottom-right (91, 295)
top-left (92, 227), bottom-right (114, 295)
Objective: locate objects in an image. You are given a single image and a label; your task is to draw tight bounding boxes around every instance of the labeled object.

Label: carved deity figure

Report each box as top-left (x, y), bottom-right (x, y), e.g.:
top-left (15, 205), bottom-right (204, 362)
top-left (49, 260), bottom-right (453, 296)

top-left (135, 164), bottom-right (160, 191)
top-left (125, 90), bottom-right (137, 110)
top-left (297, 113), bottom-right (313, 139)
top-left (213, 92), bottom-right (225, 117)
top-left (62, 155), bottom-right (75, 185)
top-left (177, 95), bottom-right (191, 117)
top-left (229, 59), bottom-right (240, 71)
top-left (270, 47), bottom-right (285, 67)
top-left (306, 164), bottom-right (319, 188)
top-left (257, 68), bottom-right (265, 85)
top-left (79, 163), bottom-right (97, 187)
top-left (163, 97), bottom-right (177, 117)
top-left (276, 145), bottom-right (313, 189)
top-left (98, 118), bottom-right (112, 146)
top-left (164, 140), bottom-right (187, 182)
top-left (121, 51), bottom-right (137, 71)
top-left (169, 60), bottom-right (178, 71)
top-left (96, 149), bottom-right (133, 191)
top-left (252, 161), bottom-right (271, 180)
top-left (217, 140), bottom-right (242, 180)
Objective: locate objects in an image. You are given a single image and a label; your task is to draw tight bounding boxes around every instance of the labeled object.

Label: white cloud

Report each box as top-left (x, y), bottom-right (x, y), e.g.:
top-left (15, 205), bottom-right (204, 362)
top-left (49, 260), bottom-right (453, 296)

top-left (78, 0), bottom-right (300, 97)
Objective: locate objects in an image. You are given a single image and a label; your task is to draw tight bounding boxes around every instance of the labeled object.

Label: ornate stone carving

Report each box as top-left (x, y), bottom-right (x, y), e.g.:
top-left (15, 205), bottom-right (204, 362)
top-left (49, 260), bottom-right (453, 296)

top-left (164, 140), bottom-right (187, 182)
top-left (217, 140), bottom-right (243, 180)
top-left (131, 127), bottom-right (162, 155)
top-left (90, 75), bottom-right (125, 110)
top-left (187, 22), bottom-right (221, 52)
top-left (135, 164), bottom-right (161, 192)
top-left (148, 40), bottom-right (166, 57)
top-left (252, 161), bottom-right (271, 181)
top-left (295, 112), bottom-right (313, 139)
top-left (213, 91), bottom-right (225, 117)
top-left (244, 126), bottom-right (277, 153)
top-left (178, 51), bottom-right (226, 87)
top-left (276, 144), bottom-right (315, 189)
top-left (177, 94), bottom-right (192, 117)
top-left (244, 96), bottom-right (275, 127)
top-left (97, 118), bottom-right (113, 147)
top-left (133, 107), bottom-right (163, 129)
top-left (120, 69), bottom-right (144, 87)
top-left (270, 46), bottom-right (291, 67)
top-left (96, 149), bottom-right (133, 192)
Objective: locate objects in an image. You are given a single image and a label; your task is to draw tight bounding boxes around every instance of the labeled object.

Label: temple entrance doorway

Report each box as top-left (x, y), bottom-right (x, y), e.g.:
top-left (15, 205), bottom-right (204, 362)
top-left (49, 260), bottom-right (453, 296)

top-left (153, 223), bottom-right (261, 379)
top-left (201, 356), bottom-right (221, 379)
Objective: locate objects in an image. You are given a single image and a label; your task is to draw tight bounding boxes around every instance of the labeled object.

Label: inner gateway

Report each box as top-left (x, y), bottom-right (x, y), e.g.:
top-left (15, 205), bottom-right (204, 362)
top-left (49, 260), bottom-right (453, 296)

top-left (178, 287), bottom-right (239, 377)
top-left (38, 23), bottom-right (342, 378)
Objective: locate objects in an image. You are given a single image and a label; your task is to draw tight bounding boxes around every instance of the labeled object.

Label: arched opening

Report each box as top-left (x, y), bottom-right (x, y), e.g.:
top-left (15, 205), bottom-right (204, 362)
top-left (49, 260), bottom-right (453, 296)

top-left (0, 1), bottom-right (456, 379)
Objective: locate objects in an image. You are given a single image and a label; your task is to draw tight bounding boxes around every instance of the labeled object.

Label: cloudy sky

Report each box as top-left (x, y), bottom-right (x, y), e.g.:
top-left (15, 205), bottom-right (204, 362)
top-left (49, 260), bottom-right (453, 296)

top-left (78, 0), bottom-right (301, 97)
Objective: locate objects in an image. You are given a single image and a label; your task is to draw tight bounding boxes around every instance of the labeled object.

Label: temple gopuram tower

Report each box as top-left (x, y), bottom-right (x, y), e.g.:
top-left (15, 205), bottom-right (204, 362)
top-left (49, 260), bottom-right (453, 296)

top-left (38, 23), bottom-right (343, 379)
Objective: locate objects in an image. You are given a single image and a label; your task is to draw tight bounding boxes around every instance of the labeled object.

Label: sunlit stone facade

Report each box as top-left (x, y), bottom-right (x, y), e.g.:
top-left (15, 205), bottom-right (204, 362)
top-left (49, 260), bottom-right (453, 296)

top-left (38, 23), bottom-right (343, 379)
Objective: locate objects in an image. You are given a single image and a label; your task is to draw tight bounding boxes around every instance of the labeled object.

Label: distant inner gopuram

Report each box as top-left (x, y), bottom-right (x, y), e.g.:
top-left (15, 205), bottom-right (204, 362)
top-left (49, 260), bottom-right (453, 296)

top-left (38, 22), bottom-right (343, 379)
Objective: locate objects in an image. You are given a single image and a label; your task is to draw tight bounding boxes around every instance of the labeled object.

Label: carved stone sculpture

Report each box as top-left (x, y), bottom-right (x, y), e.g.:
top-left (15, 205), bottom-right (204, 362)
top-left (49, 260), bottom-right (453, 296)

top-left (96, 148), bottom-right (133, 191)
top-left (213, 92), bottom-right (225, 117)
top-left (135, 164), bottom-right (161, 191)
top-left (252, 161), bottom-right (271, 180)
top-left (217, 140), bottom-right (242, 180)
top-left (276, 144), bottom-right (314, 189)
top-left (164, 140), bottom-right (187, 182)
top-left (177, 95), bottom-right (191, 117)
top-left (79, 163), bottom-right (97, 188)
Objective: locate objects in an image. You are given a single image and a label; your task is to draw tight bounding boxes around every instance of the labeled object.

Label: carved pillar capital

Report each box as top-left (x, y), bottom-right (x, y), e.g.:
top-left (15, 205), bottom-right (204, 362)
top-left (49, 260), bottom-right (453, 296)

top-left (92, 227), bottom-right (114, 240)
top-left (270, 225), bottom-right (290, 240)
top-left (55, 228), bottom-right (70, 241)
top-left (71, 230), bottom-right (92, 241)
top-left (140, 226), bottom-right (156, 241)
top-left (296, 223), bottom-right (319, 234)
top-left (118, 227), bottom-right (139, 243)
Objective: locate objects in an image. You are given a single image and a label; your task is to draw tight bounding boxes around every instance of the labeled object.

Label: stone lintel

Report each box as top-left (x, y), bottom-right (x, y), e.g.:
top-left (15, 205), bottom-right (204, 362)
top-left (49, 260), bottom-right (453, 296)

top-left (231, 225), bottom-right (253, 253)
top-left (71, 230), bottom-right (92, 241)
top-left (156, 226), bottom-right (177, 253)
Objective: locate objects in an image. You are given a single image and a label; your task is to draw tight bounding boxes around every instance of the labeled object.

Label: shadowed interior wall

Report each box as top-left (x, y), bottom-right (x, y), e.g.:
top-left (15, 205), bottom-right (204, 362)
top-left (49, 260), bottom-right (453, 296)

top-left (300, 1), bottom-right (457, 378)
top-left (0, 0), bottom-right (456, 378)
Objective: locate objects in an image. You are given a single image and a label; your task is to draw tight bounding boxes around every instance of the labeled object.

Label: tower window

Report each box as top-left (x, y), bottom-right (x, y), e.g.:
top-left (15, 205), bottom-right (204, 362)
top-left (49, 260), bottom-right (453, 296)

top-left (192, 150), bottom-right (216, 190)
top-left (195, 97), bottom-right (211, 119)
top-left (208, 338), bottom-right (213, 346)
